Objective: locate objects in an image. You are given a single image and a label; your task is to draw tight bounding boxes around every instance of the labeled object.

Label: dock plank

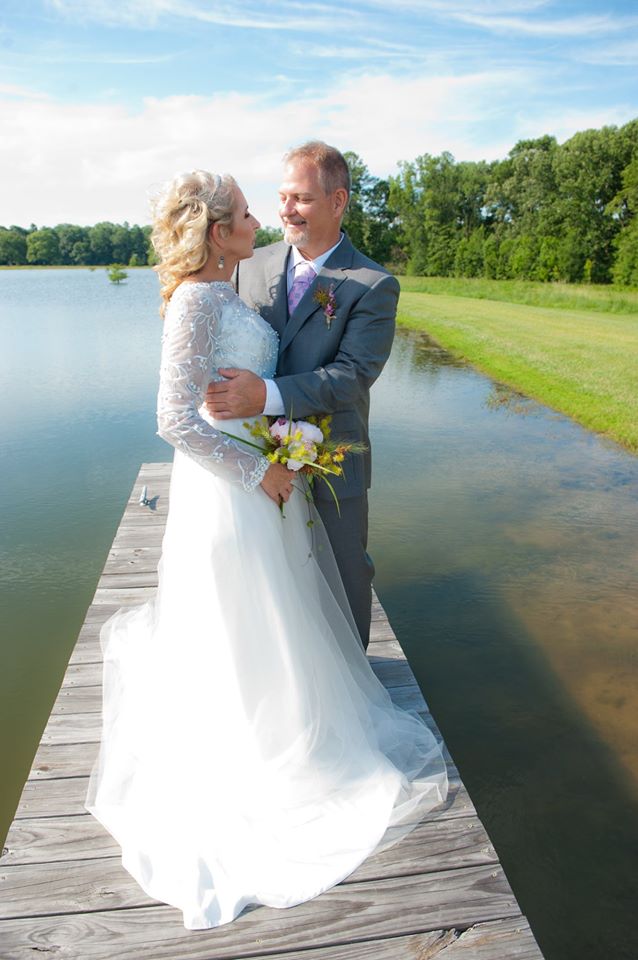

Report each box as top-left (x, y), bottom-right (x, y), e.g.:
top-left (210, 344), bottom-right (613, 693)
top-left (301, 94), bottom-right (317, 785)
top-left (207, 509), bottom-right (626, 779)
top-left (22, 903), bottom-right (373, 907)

top-left (2, 810), bottom-right (493, 872)
top-left (0, 463), bottom-right (543, 959)
top-left (0, 865), bottom-right (520, 948)
top-left (0, 914), bottom-right (540, 960)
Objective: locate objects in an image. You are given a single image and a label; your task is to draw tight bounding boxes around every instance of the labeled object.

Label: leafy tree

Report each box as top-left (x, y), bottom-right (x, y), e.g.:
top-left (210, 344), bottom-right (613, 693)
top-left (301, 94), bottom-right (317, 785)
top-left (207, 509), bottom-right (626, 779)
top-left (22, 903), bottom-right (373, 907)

top-left (613, 220), bottom-right (638, 285)
top-left (255, 226), bottom-right (283, 248)
top-left (426, 224), bottom-right (457, 276)
top-left (361, 178), bottom-right (397, 264)
top-left (509, 235), bottom-right (539, 279)
top-left (89, 223), bottom-right (115, 265)
top-left (456, 161), bottom-right (494, 237)
top-left (342, 152), bottom-right (397, 264)
top-left (107, 264), bottom-right (128, 284)
top-left (389, 161), bottom-right (426, 274)
top-left (495, 237), bottom-right (515, 279)
top-left (552, 126), bottom-right (630, 282)
top-left (55, 224), bottom-right (90, 265)
top-left (536, 236), bottom-right (561, 281)
top-left (342, 152), bottom-right (370, 251)
top-left (611, 151), bottom-right (638, 285)
top-left (111, 224), bottom-right (132, 264)
top-left (26, 228), bottom-right (60, 265)
top-left (487, 136), bottom-right (559, 234)
top-left (483, 234), bottom-right (500, 279)
top-left (143, 225), bottom-right (158, 266)
top-left (391, 152), bottom-right (491, 275)
top-left (0, 228), bottom-right (27, 264)
top-left (455, 229), bottom-right (485, 278)
top-left (128, 225), bottom-right (148, 264)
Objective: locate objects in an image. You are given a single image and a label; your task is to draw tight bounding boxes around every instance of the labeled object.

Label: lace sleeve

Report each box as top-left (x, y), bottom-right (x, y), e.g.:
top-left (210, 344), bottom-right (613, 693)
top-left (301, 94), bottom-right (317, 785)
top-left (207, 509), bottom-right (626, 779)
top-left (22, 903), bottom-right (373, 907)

top-left (156, 283), bottom-right (270, 492)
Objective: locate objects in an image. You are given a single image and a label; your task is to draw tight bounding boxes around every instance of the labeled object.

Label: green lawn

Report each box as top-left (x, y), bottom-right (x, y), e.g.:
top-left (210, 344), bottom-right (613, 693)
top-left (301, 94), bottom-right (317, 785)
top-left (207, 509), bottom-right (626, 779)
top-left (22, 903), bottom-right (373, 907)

top-left (396, 285), bottom-right (638, 453)
top-left (399, 275), bottom-right (638, 316)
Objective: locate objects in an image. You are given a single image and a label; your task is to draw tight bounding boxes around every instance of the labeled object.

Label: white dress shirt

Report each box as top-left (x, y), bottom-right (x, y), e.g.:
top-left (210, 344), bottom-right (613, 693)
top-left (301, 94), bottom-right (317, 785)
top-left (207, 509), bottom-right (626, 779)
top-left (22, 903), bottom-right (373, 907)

top-left (263, 235), bottom-right (344, 416)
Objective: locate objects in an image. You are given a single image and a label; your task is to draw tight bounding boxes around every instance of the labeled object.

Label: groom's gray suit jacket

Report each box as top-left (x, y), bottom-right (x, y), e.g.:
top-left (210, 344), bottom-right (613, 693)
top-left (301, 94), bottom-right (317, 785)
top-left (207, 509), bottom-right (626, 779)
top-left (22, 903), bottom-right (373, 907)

top-left (235, 234), bottom-right (399, 501)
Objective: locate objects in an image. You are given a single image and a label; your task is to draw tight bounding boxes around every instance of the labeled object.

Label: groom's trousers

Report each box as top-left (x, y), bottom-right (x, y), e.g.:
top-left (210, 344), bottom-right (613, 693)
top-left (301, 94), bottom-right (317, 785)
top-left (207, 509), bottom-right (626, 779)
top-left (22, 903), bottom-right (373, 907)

top-left (315, 493), bottom-right (374, 650)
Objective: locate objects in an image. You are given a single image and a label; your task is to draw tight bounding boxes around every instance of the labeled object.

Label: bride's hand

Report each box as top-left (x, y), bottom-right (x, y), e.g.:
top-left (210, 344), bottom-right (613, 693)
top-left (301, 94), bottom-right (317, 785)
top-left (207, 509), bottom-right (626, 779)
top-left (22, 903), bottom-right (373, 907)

top-left (261, 463), bottom-right (294, 505)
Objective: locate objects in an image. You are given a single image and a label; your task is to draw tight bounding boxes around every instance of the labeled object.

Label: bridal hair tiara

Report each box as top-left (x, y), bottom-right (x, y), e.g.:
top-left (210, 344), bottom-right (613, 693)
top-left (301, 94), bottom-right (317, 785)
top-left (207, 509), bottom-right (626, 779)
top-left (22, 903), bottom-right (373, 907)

top-left (148, 170), bottom-right (226, 215)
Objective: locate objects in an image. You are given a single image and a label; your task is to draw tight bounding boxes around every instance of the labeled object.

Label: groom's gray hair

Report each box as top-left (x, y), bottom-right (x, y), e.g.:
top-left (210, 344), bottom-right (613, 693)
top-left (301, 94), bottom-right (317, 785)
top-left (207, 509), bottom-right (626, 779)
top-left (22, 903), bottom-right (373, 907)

top-left (284, 141), bottom-right (351, 197)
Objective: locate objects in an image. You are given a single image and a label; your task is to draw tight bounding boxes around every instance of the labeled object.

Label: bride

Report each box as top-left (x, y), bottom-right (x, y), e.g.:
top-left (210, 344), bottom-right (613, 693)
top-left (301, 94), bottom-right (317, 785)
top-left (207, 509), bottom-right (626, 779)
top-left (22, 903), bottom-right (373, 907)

top-left (85, 170), bottom-right (448, 930)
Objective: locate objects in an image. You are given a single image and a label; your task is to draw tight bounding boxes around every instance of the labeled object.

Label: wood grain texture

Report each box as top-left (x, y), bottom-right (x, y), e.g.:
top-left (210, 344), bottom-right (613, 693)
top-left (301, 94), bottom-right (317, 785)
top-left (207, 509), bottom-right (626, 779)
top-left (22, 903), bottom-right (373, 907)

top-left (2, 810), bottom-right (493, 872)
top-left (51, 687), bottom-right (102, 715)
top-left (0, 917), bottom-right (543, 960)
top-left (3, 920), bottom-right (542, 960)
top-left (0, 863), bottom-right (519, 937)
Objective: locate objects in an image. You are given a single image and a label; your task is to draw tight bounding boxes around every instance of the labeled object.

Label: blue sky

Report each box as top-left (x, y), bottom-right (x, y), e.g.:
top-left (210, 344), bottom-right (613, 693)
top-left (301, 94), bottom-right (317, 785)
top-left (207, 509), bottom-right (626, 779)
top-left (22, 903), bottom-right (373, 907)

top-left (1, 0), bottom-right (637, 228)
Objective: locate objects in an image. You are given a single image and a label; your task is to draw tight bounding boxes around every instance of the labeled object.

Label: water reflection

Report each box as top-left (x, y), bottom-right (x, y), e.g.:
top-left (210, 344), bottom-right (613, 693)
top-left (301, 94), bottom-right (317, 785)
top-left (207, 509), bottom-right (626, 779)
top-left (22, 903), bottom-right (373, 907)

top-left (0, 268), bottom-right (167, 867)
top-left (484, 382), bottom-right (538, 417)
top-left (370, 329), bottom-right (638, 959)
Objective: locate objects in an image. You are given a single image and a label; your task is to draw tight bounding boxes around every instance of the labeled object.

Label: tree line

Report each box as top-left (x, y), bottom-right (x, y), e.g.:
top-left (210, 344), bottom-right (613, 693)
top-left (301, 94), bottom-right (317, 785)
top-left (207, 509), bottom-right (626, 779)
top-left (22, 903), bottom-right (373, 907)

top-left (0, 222), bottom-right (284, 269)
top-left (341, 120), bottom-right (638, 286)
top-left (2, 118), bottom-right (637, 285)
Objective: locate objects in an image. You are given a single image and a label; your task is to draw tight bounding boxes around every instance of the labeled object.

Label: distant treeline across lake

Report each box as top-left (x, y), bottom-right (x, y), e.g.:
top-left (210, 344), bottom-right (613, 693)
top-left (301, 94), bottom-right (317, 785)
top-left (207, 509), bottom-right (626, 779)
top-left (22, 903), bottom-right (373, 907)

top-left (2, 118), bottom-right (638, 286)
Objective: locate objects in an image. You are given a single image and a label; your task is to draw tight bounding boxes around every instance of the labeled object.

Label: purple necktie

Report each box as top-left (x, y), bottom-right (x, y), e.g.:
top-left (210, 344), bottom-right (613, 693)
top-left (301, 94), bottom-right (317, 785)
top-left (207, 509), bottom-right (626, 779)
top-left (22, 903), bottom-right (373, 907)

top-left (287, 261), bottom-right (315, 316)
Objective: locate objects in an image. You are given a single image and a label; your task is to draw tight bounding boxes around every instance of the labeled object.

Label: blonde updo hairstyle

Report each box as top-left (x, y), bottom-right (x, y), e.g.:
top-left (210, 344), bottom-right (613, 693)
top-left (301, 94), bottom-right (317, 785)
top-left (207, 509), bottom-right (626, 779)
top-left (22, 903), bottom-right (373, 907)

top-left (151, 170), bottom-right (237, 315)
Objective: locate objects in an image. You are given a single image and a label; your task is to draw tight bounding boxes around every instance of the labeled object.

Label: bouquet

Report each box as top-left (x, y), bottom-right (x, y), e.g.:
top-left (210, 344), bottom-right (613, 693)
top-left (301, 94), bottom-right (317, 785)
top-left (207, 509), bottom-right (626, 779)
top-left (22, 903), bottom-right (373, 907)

top-left (224, 415), bottom-right (366, 514)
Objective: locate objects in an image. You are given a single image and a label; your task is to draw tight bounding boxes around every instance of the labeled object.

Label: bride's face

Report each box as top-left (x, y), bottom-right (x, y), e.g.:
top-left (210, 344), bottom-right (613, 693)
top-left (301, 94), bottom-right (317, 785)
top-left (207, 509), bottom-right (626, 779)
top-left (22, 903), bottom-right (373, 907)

top-left (224, 186), bottom-right (260, 262)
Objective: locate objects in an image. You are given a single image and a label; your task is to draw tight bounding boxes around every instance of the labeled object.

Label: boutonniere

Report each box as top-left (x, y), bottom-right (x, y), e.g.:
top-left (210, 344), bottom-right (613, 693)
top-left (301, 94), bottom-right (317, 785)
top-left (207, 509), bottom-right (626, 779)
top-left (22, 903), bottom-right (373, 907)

top-left (313, 284), bottom-right (337, 329)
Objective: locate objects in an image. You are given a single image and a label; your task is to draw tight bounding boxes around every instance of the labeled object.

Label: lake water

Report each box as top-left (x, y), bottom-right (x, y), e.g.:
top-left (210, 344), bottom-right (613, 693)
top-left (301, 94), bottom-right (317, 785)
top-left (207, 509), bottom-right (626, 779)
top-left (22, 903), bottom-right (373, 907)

top-left (2, 268), bottom-right (638, 958)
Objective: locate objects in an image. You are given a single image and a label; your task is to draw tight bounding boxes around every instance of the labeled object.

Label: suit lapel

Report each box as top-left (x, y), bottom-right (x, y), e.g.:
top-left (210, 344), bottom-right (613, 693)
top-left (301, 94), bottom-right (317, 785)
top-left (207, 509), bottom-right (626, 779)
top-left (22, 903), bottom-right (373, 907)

top-left (279, 235), bottom-right (355, 353)
top-left (258, 243), bottom-right (290, 339)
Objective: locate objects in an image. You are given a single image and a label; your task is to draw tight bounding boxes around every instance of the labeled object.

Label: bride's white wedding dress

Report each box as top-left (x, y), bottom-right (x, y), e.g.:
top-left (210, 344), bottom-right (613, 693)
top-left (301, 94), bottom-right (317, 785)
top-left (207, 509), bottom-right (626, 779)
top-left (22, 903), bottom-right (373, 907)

top-left (86, 280), bottom-right (448, 930)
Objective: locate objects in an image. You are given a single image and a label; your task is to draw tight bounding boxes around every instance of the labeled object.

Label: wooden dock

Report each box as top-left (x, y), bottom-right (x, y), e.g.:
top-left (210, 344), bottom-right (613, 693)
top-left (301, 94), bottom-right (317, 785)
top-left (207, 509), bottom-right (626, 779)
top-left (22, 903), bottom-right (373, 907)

top-left (0, 463), bottom-right (544, 959)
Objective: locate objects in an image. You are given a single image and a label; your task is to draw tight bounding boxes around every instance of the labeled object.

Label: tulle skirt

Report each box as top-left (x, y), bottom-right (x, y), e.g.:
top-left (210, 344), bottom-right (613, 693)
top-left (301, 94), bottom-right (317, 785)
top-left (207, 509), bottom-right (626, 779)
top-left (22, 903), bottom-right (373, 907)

top-left (86, 429), bottom-right (448, 929)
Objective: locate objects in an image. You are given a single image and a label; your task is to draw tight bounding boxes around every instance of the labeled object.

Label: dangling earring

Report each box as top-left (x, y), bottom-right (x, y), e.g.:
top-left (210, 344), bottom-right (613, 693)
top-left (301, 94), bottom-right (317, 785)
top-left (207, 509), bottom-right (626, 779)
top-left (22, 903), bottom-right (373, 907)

top-left (217, 254), bottom-right (225, 270)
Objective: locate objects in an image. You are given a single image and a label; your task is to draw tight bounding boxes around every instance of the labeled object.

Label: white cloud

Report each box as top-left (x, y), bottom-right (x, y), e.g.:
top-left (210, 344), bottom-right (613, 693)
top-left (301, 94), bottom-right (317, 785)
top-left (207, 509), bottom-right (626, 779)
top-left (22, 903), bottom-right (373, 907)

top-left (1, 68), bottom-right (636, 229)
top-left (46, 0), bottom-right (360, 31)
top-left (455, 12), bottom-right (638, 37)
top-left (45, 0), bottom-right (552, 32)
top-left (39, 51), bottom-right (181, 65)
top-left (579, 40), bottom-right (638, 67)
top-left (362, 0), bottom-right (548, 11)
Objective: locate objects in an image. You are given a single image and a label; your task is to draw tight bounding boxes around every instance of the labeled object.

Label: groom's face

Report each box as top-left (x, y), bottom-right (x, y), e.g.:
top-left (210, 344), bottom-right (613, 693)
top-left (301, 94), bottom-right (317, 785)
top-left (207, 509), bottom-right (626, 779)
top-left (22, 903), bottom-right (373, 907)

top-left (278, 160), bottom-right (342, 258)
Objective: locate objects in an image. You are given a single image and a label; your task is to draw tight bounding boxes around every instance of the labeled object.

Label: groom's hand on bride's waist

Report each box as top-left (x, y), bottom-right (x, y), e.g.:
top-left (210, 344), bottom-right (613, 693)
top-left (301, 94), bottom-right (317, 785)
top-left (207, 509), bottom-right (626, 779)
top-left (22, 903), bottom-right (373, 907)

top-left (206, 369), bottom-right (266, 419)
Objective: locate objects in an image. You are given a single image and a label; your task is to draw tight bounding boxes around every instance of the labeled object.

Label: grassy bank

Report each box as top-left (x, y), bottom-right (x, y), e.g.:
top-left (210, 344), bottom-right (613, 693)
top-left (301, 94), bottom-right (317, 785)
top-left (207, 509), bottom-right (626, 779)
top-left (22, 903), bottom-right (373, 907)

top-left (399, 275), bottom-right (638, 316)
top-left (396, 287), bottom-right (638, 452)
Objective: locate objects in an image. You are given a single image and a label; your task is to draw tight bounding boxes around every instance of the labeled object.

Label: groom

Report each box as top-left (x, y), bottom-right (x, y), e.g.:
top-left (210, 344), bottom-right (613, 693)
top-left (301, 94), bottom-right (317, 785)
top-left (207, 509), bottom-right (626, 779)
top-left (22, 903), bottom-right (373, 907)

top-left (206, 141), bottom-right (399, 649)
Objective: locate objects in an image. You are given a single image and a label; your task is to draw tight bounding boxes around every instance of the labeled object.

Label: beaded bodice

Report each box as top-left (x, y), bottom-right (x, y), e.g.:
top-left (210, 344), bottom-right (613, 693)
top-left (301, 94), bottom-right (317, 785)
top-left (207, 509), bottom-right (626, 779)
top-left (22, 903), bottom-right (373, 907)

top-left (203, 282), bottom-right (278, 380)
top-left (156, 281), bottom-right (278, 492)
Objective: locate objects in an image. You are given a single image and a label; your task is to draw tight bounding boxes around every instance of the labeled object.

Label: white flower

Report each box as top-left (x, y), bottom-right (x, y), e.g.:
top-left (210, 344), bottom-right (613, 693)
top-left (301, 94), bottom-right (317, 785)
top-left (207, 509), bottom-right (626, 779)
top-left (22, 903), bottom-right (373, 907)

top-left (296, 421), bottom-right (323, 444)
top-left (269, 418), bottom-right (323, 445)
top-left (270, 418), bottom-right (293, 441)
